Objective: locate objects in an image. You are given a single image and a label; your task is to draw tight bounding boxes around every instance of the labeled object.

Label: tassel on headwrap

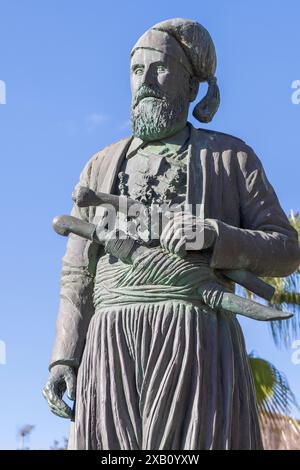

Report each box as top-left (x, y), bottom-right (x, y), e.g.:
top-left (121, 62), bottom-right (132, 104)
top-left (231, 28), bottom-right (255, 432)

top-left (131, 18), bottom-right (220, 123)
top-left (193, 76), bottom-right (220, 123)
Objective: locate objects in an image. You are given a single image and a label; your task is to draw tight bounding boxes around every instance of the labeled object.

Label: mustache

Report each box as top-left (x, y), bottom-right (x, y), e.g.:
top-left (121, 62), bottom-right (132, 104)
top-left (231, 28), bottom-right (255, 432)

top-left (133, 85), bottom-right (167, 108)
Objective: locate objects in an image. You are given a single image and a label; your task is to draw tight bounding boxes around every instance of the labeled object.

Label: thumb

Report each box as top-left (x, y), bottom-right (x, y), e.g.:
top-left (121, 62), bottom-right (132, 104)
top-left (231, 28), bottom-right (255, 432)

top-left (65, 369), bottom-right (76, 401)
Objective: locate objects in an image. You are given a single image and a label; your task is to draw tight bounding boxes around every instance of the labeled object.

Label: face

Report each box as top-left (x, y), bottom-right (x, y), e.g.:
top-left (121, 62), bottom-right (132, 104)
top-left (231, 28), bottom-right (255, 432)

top-left (130, 48), bottom-right (192, 141)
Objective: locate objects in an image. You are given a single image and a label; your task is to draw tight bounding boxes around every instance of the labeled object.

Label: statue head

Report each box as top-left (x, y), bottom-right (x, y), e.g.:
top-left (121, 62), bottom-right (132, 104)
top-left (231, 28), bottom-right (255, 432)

top-left (130, 18), bottom-right (220, 142)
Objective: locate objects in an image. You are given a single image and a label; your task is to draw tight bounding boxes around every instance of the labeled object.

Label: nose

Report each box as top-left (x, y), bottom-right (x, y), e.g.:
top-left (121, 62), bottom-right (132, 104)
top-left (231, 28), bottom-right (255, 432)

top-left (142, 65), bottom-right (157, 87)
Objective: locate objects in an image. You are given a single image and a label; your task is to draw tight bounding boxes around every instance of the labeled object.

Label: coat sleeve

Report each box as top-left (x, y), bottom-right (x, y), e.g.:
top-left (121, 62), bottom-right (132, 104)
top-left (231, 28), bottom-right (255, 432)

top-left (49, 157), bottom-right (101, 370)
top-left (208, 146), bottom-right (300, 277)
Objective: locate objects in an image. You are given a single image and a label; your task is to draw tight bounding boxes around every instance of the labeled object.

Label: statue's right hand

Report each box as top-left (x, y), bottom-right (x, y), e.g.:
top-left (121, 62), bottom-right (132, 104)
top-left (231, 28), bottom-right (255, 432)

top-left (43, 365), bottom-right (76, 419)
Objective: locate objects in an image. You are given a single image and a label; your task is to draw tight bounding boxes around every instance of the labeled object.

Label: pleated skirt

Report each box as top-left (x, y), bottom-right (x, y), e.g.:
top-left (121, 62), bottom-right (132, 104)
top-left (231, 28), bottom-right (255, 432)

top-left (68, 300), bottom-right (263, 450)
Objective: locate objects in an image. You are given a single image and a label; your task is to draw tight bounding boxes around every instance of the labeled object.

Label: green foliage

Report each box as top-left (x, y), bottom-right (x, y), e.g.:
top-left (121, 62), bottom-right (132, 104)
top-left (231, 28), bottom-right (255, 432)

top-left (266, 211), bottom-right (300, 347)
top-left (249, 354), bottom-right (299, 424)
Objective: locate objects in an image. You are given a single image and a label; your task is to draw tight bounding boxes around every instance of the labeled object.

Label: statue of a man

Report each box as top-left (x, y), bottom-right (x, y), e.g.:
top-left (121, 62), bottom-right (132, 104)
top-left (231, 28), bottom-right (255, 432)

top-left (43, 18), bottom-right (300, 450)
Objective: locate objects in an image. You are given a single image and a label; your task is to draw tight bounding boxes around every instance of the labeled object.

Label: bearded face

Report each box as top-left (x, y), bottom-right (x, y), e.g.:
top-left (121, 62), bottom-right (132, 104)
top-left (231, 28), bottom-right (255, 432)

top-left (130, 49), bottom-right (193, 142)
top-left (131, 83), bottom-right (190, 141)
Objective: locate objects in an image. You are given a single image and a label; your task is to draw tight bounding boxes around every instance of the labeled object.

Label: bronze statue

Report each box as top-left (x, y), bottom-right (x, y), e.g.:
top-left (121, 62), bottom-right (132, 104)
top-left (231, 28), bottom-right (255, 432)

top-left (43, 18), bottom-right (300, 450)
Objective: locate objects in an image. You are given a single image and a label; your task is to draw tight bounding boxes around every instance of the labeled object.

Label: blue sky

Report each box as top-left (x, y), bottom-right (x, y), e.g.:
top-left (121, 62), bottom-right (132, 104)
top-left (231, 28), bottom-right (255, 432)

top-left (0, 0), bottom-right (299, 449)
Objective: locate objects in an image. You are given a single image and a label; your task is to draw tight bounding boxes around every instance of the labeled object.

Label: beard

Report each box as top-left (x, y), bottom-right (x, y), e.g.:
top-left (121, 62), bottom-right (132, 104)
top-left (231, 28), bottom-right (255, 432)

top-left (131, 85), bottom-right (189, 141)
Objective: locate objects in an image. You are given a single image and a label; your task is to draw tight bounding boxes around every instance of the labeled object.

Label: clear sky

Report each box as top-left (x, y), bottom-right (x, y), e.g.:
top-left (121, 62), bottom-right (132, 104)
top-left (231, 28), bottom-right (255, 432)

top-left (0, 0), bottom-right (299, 450)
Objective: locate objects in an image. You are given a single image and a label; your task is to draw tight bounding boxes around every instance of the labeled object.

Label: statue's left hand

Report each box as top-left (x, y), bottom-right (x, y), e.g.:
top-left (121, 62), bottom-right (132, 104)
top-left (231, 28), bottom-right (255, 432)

top-left (160, 212), bottom-right (217, 256)
top-left (43, 365), bottom-right (76, 419)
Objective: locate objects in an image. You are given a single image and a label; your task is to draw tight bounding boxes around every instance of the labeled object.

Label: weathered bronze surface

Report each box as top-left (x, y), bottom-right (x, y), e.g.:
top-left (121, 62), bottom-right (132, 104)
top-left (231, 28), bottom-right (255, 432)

top-left (43, 18), bottom-right (300, 450)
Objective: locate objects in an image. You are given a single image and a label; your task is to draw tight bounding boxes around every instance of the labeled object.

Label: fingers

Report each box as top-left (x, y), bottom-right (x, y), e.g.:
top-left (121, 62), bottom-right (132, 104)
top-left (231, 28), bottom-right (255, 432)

top-left (160, 213), bottom-right (188, 256)
top-left (43, 381), bottom-right (74, 420)
top-left (161, 214), bottom-right (216, 252)
top-left (65, 369), bottom-right (76, 401)
top-left (49, 403), bottom-right (72, 419)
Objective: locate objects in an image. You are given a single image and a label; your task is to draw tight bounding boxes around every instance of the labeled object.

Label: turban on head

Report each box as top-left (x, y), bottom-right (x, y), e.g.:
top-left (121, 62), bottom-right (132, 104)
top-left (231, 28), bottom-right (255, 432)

top-left (131, 18), bottom-right (220, 123)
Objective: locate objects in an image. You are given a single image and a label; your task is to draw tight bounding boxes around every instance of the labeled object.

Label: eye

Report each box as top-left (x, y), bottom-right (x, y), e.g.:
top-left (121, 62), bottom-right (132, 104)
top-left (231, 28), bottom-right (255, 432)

top-left (132, 66), bottom-right (144, 76)
top-left (157, 65), bottom-right (167, 74)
